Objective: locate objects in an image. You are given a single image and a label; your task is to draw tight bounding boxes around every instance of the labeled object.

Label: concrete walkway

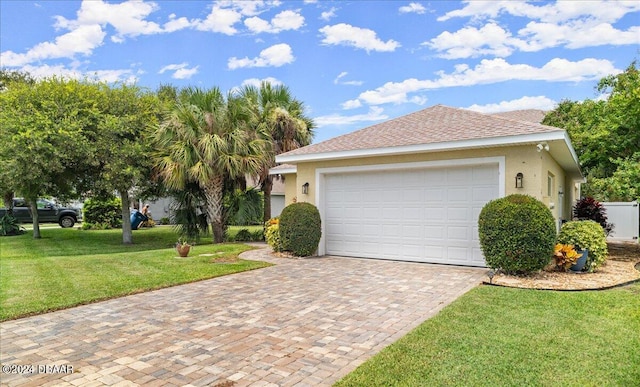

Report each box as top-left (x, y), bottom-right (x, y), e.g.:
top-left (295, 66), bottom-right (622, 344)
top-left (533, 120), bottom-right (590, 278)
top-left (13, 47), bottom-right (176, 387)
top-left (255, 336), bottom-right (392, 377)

top-left (1, 246), bottom-right (485, 386)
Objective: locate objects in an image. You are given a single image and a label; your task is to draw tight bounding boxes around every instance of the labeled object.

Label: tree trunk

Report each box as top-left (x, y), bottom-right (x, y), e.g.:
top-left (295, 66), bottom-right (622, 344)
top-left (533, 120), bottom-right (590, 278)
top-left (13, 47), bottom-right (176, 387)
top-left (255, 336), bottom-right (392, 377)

top-left (3, 191), bottom-right (14, 216)
top-left (204, 175), bottom-right (225, 243)
top-left (28, 197), bottom-right (40, 239)
top-left (119, 190), bottom-right (133, 244)
top-left (262, 175), bottom-right (273, 222)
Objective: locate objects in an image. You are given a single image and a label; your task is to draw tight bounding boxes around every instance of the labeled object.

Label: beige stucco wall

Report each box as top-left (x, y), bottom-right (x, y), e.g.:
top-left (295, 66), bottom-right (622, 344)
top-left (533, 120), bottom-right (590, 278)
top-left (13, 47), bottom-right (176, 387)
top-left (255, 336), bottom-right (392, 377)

top-left (285, 144), bottom-right (575, 225)
top-left (282, 173), bottom-right (297, 206)
top-left (540, 150), bottom-right (569, 225)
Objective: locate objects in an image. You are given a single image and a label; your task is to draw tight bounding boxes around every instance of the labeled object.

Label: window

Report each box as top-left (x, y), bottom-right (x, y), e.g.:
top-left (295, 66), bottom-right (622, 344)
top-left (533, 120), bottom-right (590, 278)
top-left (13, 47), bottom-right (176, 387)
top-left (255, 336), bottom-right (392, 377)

top-left (547, 173), bottom-right (555, 197)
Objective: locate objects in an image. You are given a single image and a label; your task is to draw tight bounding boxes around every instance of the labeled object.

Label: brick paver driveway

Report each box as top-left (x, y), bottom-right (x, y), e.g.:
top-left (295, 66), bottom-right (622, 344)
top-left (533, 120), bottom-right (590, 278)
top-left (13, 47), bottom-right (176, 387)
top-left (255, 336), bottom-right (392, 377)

top-left (1, 246), bottom-right (485, 386)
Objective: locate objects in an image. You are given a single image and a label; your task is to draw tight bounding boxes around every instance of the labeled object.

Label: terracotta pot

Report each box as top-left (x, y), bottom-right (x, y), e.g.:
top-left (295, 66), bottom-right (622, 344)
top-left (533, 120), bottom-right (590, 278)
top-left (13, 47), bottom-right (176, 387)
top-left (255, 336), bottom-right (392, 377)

top-left (176, 244), bottom-right (191, 257)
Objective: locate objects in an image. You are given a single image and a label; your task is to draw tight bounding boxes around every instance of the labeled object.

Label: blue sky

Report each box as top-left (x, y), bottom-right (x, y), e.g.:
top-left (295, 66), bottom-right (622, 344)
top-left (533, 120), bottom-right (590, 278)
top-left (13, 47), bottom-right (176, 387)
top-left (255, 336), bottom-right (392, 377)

top-left (1, 1), bottom-right (638, 143)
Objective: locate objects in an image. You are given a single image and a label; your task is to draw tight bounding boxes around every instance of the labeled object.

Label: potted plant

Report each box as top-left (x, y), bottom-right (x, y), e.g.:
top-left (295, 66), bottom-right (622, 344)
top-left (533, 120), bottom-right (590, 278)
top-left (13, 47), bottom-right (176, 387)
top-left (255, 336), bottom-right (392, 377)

top-left (176, 239), bottom-right (191, 257)
top-left (557, 220), bottom-right (608, 272)
top-left (553, 244), bottom-right (584, 272)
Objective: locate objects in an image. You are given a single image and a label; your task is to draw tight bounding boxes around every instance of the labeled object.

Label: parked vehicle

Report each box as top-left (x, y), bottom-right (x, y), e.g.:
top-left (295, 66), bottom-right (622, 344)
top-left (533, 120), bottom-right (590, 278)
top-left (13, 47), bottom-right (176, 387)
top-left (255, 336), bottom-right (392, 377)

top-left (0, 198), bottom-right (82, 228)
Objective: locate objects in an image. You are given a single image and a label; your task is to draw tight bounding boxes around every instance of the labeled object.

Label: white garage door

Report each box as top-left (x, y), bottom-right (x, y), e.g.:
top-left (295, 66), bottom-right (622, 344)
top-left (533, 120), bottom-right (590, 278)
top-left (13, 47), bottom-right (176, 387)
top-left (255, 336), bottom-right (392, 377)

top-left (324, 164), bottom-right (499, 266)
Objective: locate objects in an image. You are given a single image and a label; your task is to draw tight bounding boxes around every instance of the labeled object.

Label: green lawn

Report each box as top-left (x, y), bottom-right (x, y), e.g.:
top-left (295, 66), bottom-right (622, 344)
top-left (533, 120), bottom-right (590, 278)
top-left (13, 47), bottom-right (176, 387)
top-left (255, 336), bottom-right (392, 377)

top-left (336, 283), bottom-right (640, 386)
top-left (0, 227), bottom-right (271, 321)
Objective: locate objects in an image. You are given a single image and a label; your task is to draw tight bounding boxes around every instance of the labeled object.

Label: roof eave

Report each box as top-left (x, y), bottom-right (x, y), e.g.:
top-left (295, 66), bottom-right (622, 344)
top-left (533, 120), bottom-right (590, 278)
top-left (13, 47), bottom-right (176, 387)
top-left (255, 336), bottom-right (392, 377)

top-left (269, 166), bottom-right (297, 175)
top-left (274, 130), bottom-right (583, 181)
top-left (277, 131), bottom-right (568, 164)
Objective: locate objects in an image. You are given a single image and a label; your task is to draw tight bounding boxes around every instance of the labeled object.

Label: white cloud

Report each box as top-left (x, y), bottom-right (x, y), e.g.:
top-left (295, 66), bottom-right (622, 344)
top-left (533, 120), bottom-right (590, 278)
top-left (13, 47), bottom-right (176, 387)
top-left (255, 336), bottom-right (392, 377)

top-left (245, 10), bottom-right (304, 34)
top-left (432, 1), bottom-right (640, 57)
top-left (350, 58), bottom-right (620, 107)
top-left (314, 106), bottom-right (388, 127)
top-left (467, 96), bottom-right (557, 113)
top-left (320, 7), bottom-right (337, 21)
top-left (341, 99), bottom-right (362, 109)
top-left (518, 21), bottom-right (640, 50)
top-left (164, 14), bottom-right (191, 33)
top-left (1, 24), bottom-right (106, 66)
top-left (194, 4), bottom-right (243, 34)
top-left (1, 0), bottom-right (197, 67)
top-left (319, 23), bottom-right (400, 52)
top-left (54, 0), bottom-right (165, 43)
top-left (399, 3), bottom-right (427, 14)
top-left (334, 71), bottom-right (363, 86)
top-left (426, 22), bottom-right (526, 59)
top-left (158, 63), bottom-right (199, 79)
top-left (15, 63), bottom-right (138, 83)
top-left (228, 43), bottom-right (294, 69)
top-left (439, 0), bottom-right (640, 24)
top-left (240, 77), bottom-right (283, 88)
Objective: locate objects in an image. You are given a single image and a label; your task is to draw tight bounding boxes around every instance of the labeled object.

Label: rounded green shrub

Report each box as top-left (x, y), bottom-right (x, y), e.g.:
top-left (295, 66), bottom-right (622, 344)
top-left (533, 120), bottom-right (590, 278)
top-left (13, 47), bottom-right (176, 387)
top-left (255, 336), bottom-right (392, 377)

top-left (279, 203), bottom-right (322, 257)
top-left (478, 194), bottom-right (556, 274)
top-left (83, 196), bottom-right (122, 229)
top-left (557, 220), bottom-right (608, 272)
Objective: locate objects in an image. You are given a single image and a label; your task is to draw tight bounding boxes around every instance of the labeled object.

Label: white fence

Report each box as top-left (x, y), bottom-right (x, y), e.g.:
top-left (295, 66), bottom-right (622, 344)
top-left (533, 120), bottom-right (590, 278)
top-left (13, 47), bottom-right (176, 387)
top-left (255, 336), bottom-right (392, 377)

top-left (603, 202), bottom-right (639, 242)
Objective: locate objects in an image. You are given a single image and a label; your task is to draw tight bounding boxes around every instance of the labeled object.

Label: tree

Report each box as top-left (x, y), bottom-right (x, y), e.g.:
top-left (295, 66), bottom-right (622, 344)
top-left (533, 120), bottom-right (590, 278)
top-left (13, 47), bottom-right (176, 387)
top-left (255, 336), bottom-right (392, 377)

top-left (0, 69), bottom-right (36, 215)
top-left (91, 83), bottom-right (161, 244)
top-left (239, 82), bottom-right (314, 221)
top-left (543, 61), bottom-right (640, 201)
top-left (154, 87), bottom-right (269, 243)
top-left (0, 77), bottom-right (102, 238)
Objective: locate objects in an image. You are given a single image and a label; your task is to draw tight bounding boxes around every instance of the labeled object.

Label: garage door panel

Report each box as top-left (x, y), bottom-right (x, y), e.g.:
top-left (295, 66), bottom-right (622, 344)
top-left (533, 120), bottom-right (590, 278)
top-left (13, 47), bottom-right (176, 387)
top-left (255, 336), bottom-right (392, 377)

top-left (342, 206), bottom-right (361, 218)
top-left (424, 245), bottom-right (444, 259)
top-left (424, 225), bottom-right (445, 238)
top-left (447, 187), bottom-right (470, 201)
top-left (324, 163), bottom-right (499, 266)
top-left (359, 223), bottom-right (379, 236)
top-left (424, 188), bottom-right (445, 202)
top-left (447, 168), bottom-right (472, 182)
top-left (473, 186), bottom-right (496, 202)
top-left (362, 206), bottom-right (379, 219)
top-left (402, 225), bottom-right (423, 238)
top-left (343, 223), bottom-right (363, 236)
top-left (447, 207), bottom-right (469, 221)
top-left (473, 165), bottom-right (496, 181)
top-left (426, 208), bottom-right (446, 222)
top-left (403, 188), bottom-right (423, 202)
top-left (382, 224), bottom-right (401, 236)
top-left (448, 247), bottom-right (471, 261)
top-left (447, 226), bottom-right (470, 241)
top-left (362, 190), bottom-right (380, 202)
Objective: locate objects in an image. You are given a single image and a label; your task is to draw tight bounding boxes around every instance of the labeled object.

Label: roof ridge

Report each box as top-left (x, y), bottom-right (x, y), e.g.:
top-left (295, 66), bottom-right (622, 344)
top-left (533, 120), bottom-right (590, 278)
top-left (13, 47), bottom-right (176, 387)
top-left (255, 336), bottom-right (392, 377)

top-left (280, 104), bottom-right (564, 158)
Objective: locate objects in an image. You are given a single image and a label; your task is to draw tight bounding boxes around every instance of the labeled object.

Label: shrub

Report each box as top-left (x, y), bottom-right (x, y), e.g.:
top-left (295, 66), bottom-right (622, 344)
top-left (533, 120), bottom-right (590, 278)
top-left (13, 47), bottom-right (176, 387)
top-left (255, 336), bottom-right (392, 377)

top-left (251, 229), bottom-right (264, 242)
top-left (279, 203), bottom-right (322, 257)
top-left (224, 188), bottom-right (263, 226)
top-left (573, 197), bottom-right (614, 235)
top-left (0, 214), bottom-right (25, 236)
top-left (557, 220), bottom-right (608, 272)
top-left (478, 194), bottom-right (556, 275)
top-left (265, 217), bottom-right (282, 252)
top-left (83, 196), bottom-right (122, 229)
top-left (233, 228), bottom-right (253, 242)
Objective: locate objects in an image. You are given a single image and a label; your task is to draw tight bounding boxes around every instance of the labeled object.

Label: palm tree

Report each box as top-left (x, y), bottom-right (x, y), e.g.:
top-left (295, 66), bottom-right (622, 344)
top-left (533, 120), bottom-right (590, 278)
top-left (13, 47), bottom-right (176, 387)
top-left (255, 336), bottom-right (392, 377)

top-left (154, 87), bottom-right (269, 243)
top-left (239, 82), bottom-right (315, 221)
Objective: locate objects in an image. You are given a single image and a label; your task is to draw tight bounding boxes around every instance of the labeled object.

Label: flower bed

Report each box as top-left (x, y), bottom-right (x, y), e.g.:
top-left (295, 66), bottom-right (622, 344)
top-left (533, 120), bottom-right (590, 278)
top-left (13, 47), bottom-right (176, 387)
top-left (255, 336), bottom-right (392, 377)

top-left (486, 241), bottom-right (640, 290)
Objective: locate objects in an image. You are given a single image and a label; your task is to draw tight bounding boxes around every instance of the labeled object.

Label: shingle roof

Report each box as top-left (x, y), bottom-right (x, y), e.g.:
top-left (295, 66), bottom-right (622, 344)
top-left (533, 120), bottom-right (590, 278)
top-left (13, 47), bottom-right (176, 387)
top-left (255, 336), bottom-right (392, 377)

top-left (493, 109), bottom-right (547, 124)
top-left (281, 105), bottom-right (562, 157)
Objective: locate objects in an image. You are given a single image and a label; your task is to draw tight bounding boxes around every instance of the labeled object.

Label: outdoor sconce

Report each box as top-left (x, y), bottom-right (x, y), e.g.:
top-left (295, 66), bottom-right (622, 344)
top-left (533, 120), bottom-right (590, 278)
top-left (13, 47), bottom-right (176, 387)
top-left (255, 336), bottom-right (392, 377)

top-left (302, 182), bottom-right (309, 195)
top-left (515, 173), bottom-right (524, 188)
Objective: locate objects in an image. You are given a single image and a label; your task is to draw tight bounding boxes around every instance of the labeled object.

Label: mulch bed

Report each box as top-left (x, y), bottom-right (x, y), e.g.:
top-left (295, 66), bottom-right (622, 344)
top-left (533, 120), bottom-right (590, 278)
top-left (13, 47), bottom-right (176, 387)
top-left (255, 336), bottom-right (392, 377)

top-left (486, 241), bottom-right (640, 290)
